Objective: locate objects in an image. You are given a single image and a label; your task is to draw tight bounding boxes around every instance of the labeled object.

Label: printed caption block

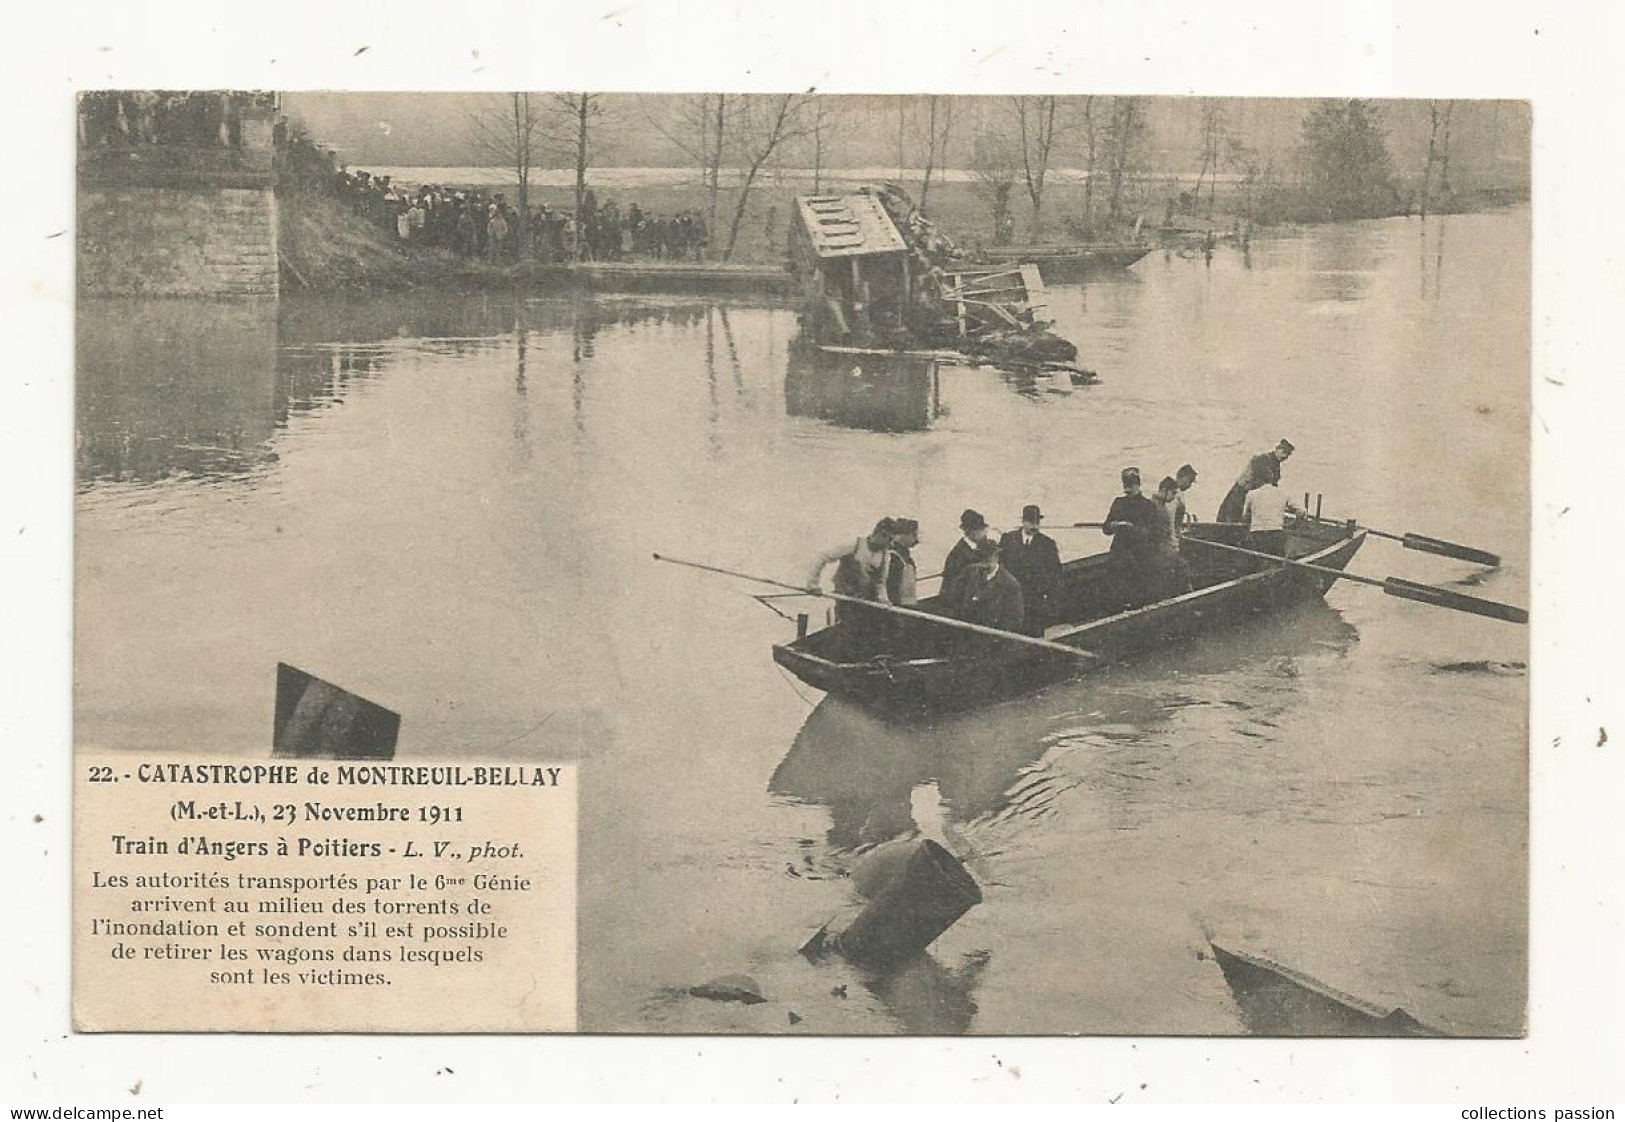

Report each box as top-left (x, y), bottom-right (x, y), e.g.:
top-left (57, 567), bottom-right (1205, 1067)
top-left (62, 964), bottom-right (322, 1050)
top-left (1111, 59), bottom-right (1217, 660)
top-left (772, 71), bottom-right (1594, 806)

top-left (73, 754), bottom-right (576, 1032)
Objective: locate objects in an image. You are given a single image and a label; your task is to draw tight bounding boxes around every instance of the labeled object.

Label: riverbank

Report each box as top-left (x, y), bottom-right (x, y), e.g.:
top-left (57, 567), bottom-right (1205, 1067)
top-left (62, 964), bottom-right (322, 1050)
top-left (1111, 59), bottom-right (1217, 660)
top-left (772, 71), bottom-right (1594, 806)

top-left (278, 174), bottom-right (1528, 294)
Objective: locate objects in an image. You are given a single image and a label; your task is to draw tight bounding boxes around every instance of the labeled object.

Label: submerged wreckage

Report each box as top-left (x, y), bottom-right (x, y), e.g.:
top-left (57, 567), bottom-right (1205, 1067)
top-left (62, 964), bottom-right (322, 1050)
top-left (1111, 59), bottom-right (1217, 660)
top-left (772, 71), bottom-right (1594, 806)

top-left (789, 185), bottom-right (1092, 379)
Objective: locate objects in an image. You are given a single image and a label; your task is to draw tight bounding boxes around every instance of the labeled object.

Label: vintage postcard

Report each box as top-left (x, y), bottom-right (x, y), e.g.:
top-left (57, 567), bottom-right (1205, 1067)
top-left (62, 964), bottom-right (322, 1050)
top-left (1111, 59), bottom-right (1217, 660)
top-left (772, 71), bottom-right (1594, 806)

top-left (72, 89), bottom-right (1530, 1036)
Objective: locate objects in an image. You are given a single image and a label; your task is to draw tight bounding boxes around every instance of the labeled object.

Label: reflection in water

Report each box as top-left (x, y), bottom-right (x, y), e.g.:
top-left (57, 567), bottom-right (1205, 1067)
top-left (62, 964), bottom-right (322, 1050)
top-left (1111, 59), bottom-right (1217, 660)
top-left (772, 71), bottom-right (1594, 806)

top-left (861, 949), bottom-right (992, 1035)
top-left (1434, 216), bottom-right (1448, 299)
top-left (772, 599), bottom-right (1359, 852)
top-left (1305, 224), bottom-right (1385, 304)
top-left (784, 336), bottom-right (940, 432)
top-left (77, 299), bottom-right (281, 484)
top-left (1417, 216), bottom-right (1452, 301)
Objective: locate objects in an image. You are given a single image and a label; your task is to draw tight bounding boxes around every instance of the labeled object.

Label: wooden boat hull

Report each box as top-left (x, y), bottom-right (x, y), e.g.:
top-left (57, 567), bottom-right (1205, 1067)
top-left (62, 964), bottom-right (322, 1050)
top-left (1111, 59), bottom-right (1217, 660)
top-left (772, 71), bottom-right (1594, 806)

top-left (980, 244), bottom-right (1152, 282)
top-left (772, 520), bottom-right (1365, 715)
top-left (1210, 942), bottom-right (1440, 1037)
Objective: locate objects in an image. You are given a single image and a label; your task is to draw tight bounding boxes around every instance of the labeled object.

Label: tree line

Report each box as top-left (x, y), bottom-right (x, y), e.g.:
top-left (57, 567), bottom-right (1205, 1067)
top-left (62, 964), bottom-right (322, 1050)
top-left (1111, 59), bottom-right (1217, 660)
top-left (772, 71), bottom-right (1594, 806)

top-left (459, 93), bottom-right (1502, 260)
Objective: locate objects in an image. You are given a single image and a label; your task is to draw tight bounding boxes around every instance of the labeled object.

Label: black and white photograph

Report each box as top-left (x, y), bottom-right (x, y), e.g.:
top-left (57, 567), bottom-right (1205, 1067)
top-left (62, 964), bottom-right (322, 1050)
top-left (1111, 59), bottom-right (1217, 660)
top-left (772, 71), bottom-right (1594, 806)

top-left (72, 87), bottom-right (1531, 1036)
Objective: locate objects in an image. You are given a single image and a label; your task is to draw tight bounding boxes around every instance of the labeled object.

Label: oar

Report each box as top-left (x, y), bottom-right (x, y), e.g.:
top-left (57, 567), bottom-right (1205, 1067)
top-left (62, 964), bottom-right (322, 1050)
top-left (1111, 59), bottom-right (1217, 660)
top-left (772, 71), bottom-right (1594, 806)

top-left (652, 553), bottom-right (1101, 662)
top-left (1057, 520), bottom-right (1236, 530)
top-left (1181, 537), bottom-right (1527, 624)
top-left (1307, 515), bottom-right (1501, 567)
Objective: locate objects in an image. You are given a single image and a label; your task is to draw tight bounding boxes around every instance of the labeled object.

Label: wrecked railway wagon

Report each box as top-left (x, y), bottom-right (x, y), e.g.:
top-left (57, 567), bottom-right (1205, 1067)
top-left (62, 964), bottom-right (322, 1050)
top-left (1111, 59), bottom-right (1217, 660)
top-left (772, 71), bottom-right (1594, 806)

top-left (789, 187), bottom-right (1086, 374)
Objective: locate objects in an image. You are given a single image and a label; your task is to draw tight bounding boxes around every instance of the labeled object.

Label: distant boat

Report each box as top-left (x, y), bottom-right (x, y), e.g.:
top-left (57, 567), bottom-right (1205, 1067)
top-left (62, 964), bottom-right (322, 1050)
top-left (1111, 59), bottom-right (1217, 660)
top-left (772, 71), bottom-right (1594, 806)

top-left (977, 242), bottom-right (1152, 282)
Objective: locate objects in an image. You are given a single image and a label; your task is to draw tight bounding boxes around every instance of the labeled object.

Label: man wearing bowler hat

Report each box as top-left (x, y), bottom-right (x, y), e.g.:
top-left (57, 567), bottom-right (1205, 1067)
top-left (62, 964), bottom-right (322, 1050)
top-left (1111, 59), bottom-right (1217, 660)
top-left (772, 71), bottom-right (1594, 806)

top-left (954, 540), bottom-right (1026, 637)
top-left (941, 508), bottom-right (991, 603)
top-left (999, 504), bottom-right (1063, 635)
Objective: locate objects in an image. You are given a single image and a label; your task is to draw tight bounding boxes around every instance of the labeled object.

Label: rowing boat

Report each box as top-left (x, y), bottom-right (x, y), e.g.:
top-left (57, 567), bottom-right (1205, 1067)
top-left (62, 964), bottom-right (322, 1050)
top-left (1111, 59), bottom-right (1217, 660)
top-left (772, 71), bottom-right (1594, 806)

top-left (771, 516), bottom-right (1366, 714)
top-left (977, 242), bottom-right (1153, 282)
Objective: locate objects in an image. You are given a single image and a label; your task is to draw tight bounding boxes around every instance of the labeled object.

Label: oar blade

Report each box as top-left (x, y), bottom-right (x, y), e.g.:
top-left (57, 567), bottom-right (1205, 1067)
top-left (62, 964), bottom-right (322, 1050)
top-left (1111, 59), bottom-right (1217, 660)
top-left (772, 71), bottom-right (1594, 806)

top-left (1401, 533), bottom-right (1501, 568)
top-left (1382, 577), bottom-right (1528, 624)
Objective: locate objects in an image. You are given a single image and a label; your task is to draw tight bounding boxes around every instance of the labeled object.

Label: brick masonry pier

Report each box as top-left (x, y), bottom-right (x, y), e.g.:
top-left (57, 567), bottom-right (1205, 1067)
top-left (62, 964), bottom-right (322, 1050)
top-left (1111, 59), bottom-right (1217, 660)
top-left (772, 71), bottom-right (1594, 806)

top-left (78, 92), bottom-right (281, 298)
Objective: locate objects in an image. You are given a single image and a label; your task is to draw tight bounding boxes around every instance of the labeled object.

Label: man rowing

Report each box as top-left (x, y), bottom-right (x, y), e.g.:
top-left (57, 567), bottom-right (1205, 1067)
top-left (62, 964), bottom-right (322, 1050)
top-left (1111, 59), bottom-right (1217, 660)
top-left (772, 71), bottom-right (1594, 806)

top-left (1216, 439), bottom-right (1294, 523)
top-left (999, 504), bottom-right (1062, 634)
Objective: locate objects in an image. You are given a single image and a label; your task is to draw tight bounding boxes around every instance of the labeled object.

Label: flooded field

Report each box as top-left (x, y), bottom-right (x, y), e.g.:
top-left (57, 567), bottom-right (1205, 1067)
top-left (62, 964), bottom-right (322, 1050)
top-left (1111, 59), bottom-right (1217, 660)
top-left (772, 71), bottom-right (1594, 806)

top-left (76, 207), bottom-right (1529, 1034)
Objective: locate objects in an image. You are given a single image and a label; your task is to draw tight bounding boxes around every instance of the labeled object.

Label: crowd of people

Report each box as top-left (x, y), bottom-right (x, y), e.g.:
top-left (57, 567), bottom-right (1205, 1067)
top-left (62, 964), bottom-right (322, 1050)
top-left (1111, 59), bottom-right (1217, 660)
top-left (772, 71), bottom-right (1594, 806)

top-left (79, 91), bottom-right (281, 151)
top-left (326, 169), bottom-right (712, 265)
top-left (804, 440), bottom-right (1299, 645)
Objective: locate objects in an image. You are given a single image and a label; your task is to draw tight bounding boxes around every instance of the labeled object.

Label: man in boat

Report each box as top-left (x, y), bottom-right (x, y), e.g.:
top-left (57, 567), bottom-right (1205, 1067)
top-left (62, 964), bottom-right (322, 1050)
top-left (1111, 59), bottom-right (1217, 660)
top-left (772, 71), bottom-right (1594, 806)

top-left (954, 540), bottom-right (1026, 637)
top-left (884, 518), bottom-right (920, 608)
top-left (1152, 476), bottom-right (1195, 597)
top-left (941, 509), bottom-right (991, 602)
top-left (802, 513), bottom-right (897, 614)
top-left (1173, 463), bottom-right (1199, 530)
top-left (1102, 467), bottom-right (1162, 610)
top-left (1242, 480), bottom-right (1300, 557)
top-left (999, 504), bottom-right (1063, 635)
top-left (1216, 439), bottom-right (1294, 524)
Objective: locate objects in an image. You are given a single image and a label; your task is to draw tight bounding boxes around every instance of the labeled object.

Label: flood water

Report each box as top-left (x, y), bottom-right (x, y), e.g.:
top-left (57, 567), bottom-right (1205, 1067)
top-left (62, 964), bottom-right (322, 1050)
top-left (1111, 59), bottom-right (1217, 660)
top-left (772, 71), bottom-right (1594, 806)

top-left (76, 207), bottom-right (1529, 1035)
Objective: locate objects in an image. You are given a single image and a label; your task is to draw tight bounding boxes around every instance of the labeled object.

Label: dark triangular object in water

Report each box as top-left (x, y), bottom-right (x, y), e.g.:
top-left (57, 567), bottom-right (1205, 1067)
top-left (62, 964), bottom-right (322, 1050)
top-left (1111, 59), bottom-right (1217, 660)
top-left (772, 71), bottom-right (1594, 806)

top-left (272, 663), bottom-right (399, 760)
top-left (824, 839), bottom-right (983, 967)
top-left (1209, 942), bottom-right (1443, 1037)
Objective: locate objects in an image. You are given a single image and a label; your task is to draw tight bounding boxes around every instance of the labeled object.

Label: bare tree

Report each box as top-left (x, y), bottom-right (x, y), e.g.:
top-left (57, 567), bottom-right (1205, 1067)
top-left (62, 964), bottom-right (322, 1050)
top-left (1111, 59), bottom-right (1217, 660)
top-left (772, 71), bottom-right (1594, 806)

top-left (469, 93), bottom-right (546, 240)
top-left (795, 98), bottom-right (852, 195)
top-left (1010, 95), bottom-right (1061, 241)
top-left (547, 93), bottom-right (606, 261)
top-left (1080, 96), bottom-right (1099, 235)
top-left (646, 94), bottom-right (733, 251)
top-left (723, 94), bottom-right (814, 260)
top-left (810, 99), bottom-right (831, 193)
top-left (1419, 99), bottom-right (1455, 219)
top-left (914, 96), bottom-right (955, 213)
top-left (1192, 99), bottom-right (1227, 217)
top-left (895, 98), bottom-right (907, 180)
top-left (971, 129), bottom-right (1019, 245)
top-left (1104, 96), bottom-right (1148, 221)
top-left (1225, 136), bottom-right (1262, 229)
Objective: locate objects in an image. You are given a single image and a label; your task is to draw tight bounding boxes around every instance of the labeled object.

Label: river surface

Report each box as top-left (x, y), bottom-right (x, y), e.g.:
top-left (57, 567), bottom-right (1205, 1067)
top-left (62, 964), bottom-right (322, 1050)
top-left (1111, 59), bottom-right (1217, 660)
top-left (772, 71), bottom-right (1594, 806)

top-left (76, 207), bottom-right (1529, 1035)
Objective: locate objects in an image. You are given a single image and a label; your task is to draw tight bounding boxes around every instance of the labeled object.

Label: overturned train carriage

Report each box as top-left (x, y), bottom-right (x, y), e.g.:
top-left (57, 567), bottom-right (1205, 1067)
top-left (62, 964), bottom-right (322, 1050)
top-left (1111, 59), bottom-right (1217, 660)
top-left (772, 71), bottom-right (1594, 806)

top-left (789, 192), bottom-right (1054, 348)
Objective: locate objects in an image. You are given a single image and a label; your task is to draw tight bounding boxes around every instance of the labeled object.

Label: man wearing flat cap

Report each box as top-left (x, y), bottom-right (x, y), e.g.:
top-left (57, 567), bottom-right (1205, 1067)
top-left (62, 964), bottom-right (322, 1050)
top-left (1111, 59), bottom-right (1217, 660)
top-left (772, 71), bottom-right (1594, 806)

top-left (1216, 439), bottom-right (1294, 524)
top-left (999, 504), bottom-right (1063, 634)
top-left (1173, 464), bottom-right (1199, 530)
top-left (941, 508), bottom-right (991, 603)
top-left (805, 518), bottom-right (897, 643)
top-left (954, 540), bottom-right (1026, 636)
